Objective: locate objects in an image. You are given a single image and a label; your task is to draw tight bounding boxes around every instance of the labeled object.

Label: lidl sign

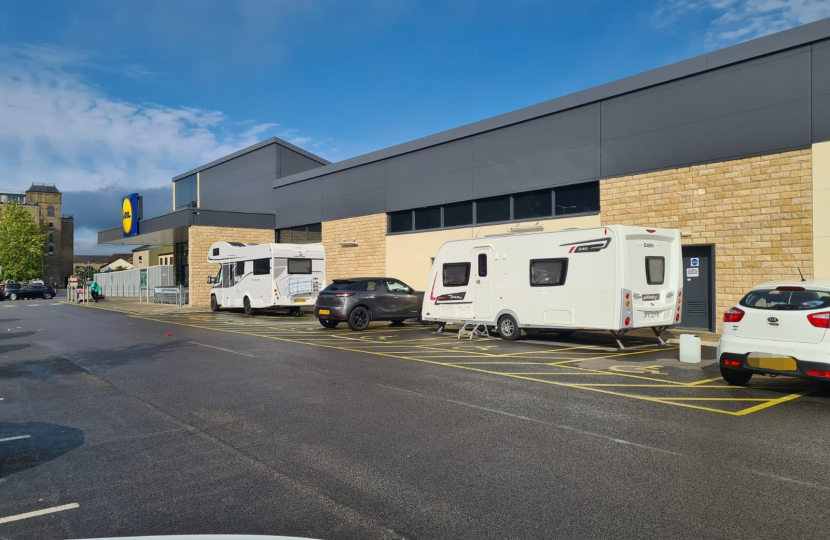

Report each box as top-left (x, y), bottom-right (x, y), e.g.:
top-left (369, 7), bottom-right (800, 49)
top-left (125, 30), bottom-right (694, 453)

top-left (122, 193), bottom-right (140, 237)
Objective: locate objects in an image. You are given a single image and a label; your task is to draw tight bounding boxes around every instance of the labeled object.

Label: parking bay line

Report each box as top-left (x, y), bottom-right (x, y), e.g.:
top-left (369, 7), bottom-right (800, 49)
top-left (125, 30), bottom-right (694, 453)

top-left (0, 435), bottom-right (30, 442)
top-left (76, 308), bottom-right (807, 416)
top-left (0, 503), bottom-right (79, 525)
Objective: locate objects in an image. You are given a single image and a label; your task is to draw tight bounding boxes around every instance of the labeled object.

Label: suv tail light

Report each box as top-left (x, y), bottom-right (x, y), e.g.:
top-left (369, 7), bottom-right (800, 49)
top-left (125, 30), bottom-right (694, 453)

top-left (723, 307), bottom-right (745, 323)
top-left (334, 292), bottom-right (354, 297)
top-left (807, 312), bottom-right (830, 328)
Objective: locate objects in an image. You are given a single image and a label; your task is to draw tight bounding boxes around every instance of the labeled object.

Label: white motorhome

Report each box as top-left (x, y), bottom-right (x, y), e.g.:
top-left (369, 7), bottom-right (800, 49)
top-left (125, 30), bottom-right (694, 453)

top-left (207, 241), bottom-right (325, 316)
top-left (421, 226), bottom-right (683, 347)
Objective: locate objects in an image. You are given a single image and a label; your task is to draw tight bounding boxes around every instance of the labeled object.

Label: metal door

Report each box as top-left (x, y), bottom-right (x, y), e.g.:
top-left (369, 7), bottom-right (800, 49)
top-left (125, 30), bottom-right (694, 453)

top-left (680, 245), bottom-right (714, 331)
top-left (473, 248), bottom-right (492, 320)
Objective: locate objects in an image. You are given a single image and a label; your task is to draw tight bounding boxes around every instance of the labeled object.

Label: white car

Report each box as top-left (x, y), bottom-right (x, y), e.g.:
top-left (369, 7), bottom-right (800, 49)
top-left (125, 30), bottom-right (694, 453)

top-left (717, 280), bottom-right (830, 385)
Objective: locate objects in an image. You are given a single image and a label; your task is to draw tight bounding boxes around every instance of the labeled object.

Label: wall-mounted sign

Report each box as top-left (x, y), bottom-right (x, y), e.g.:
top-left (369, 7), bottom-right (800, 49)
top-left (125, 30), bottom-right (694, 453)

top-left (122, 193), bottom-right (140, 237)
top-left (687, 267), bottom-right (699, 278)
top-left (691, 258), bottom-right (699, 267)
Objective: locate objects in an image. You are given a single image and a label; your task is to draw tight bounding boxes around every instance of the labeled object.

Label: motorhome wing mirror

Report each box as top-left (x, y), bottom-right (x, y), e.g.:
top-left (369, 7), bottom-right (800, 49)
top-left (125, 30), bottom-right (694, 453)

top-left (206, 276), bottom-right (213, 284)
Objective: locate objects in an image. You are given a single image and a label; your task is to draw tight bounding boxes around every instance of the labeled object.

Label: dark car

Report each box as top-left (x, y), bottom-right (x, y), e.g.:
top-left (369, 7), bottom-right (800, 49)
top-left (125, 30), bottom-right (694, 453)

top-left (315, 277), bottom-right (424, 331)
top-left (5, 284), bottom-right (57, 300)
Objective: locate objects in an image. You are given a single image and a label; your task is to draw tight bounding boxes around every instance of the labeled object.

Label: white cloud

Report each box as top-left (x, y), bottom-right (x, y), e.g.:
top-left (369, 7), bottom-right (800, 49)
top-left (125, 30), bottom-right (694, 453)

top-left (651, 0), bottom-right (830, 48)
top-left (0, 44), bottom-right (324, 195)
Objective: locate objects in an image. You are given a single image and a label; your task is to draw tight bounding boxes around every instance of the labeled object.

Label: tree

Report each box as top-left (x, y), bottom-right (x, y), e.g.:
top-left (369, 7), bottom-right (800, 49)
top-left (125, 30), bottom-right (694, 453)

top-left (0, 202), bottom-right (47, 282)
top-left (74, 265), bottom-right (95, 280)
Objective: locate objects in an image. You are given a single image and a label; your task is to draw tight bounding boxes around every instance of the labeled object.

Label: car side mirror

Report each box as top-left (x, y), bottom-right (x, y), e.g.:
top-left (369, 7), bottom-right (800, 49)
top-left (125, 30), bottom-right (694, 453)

top-left (406, 287), bottom-right (414, 294)
top-left (207, 276), bottom-right (213, 284)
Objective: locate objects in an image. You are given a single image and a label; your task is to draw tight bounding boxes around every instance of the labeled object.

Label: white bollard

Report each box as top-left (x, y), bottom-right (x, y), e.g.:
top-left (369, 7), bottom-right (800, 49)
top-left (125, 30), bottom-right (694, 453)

top-left (679, 334), bottom-right (702, 363)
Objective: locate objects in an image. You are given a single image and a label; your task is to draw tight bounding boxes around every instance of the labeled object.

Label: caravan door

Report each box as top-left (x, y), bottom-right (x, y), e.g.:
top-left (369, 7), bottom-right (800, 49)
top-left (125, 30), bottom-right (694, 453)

top-left (473, 247), bottom-right (492, 321)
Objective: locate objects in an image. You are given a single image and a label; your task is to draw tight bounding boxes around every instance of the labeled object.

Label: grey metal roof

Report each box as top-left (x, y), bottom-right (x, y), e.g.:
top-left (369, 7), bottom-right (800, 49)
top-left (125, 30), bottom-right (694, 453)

top-left (274, 17), bottom-right (830, 189)
top-left (27, 183), bottom-right (61, 194)
top-left (172, 137), bottom-right (331, 182)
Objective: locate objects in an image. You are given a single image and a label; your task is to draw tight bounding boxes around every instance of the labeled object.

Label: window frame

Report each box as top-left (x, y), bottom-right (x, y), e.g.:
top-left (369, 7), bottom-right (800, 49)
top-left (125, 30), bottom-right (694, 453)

top-left (477, 253), bottom-right (488, 277)
top-left (645, 256), bottom-right (665, 286)
top-left (287, 258), bottom-right (312, 275)
top-left (442, 262), bottom-right (471, 287)
top-left (253, 258), bottom-right (270, 276)
top-left (529, 258), bottom-right (569, 287)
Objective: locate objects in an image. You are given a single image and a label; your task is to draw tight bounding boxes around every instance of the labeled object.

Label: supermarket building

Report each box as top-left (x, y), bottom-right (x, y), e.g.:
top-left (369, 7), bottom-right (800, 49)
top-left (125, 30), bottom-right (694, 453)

top-left (100, 18), bottom-right (830, 332)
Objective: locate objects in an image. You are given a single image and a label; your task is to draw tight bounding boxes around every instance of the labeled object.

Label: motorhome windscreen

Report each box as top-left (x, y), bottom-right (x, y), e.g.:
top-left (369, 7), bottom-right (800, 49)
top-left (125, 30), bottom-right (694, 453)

top-left (646, 257), bottom-right (665, 285)
top-left (530, 258), bottom-right (568, 286)
top-left (253, 258), bottom-right (270, 275)
top-left (443, 263), bottom-right (470, 286)
top-left (287, 259), bottom-right (312, 274)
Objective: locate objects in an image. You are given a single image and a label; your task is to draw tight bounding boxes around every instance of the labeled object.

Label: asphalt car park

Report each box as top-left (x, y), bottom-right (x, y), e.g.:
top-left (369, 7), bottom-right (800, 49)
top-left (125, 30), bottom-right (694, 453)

top-left (4, 300), bottom-right (830, 540)
top-left (80, 303), bottom-right (823, 417)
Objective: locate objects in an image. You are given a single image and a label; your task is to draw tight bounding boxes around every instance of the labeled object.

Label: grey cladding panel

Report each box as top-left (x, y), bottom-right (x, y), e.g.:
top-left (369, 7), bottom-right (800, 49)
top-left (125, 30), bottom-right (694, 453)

top-left (385, 139), bottom-right (471, 185)
top-left (386, 169), bottom-right (473, 212)
top-left (601, 49), bottom-right (811, 141)
top-left (471, 105), bottom-right (599, 168)
top-left (813, 40), bottom-right (830, 143)
top-left (602, 98), bottom-right (811, 177)
top-left (273, 179), bottom-right (322, 227)
top-left (473, 143), bottom-right (600, 198)
top-left (321, 187), bottom-right (385, 222)
top-left (199, 144), bottom-right (277, 212)
top-left (320, 162), bottom-right (385, 198)
top-left (279, 146), bottom-right (325, 177)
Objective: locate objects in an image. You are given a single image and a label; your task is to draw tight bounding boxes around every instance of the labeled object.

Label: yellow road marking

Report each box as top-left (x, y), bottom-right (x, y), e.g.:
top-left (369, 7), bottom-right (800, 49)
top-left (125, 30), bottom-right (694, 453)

top-left (67, 303), bottom-right (810, 416)
top-left (492, 372), bottom-right (617, 376)
top-left (685, 377), bottom-right (724, 386)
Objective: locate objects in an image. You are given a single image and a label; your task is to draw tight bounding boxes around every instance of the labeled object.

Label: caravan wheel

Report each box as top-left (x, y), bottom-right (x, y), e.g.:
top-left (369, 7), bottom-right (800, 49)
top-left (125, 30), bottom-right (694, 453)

top-left (243, 297), bottom-right (254, 316)
top-left (210, 295), bottom-right (220, 312)
top-left (497, 314), bottom-right (521, 341)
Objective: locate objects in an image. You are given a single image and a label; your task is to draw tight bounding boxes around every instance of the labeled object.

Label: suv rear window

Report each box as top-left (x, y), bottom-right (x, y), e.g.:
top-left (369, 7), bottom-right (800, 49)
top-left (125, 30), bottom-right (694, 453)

top-left (740, 289), bottom-right (830, 310)
top-left (323, 281), bottom-right (354, 292)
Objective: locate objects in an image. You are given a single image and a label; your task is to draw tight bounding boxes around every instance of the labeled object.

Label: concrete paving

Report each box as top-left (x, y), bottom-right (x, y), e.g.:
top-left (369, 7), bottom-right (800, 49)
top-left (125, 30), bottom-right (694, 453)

top-left (2, 300), bottom-right (829, 539)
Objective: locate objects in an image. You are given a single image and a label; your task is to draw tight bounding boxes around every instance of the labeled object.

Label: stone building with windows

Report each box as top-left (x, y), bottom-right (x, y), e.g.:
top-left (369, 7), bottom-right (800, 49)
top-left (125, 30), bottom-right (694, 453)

top-left (0, 184), bottom-right (74, 286)
top-left (100, 19), bottom-right (830, 330)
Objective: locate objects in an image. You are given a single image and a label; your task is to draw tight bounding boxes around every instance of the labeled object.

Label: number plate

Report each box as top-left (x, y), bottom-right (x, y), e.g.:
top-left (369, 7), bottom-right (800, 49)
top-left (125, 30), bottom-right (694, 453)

top-left (318, 309), bottom-right (330, 315)
top-left (644, 311), bottom-right (659, 319)
top-left (642, 294), bottom-right (660, 301)
top-left (293, 298), bottom-right (308, 304)
top-left (747, 354), bottom-right (797, 371)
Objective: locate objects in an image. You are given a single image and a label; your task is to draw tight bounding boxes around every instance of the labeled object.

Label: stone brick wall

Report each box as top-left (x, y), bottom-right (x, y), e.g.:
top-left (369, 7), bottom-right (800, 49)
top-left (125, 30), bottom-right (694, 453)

top-left (601, 149), bottom-right (812, 331)
top-left (322, 213), bottom-right (387, 282)
top-left (188, 225), bottom-right (275, 308)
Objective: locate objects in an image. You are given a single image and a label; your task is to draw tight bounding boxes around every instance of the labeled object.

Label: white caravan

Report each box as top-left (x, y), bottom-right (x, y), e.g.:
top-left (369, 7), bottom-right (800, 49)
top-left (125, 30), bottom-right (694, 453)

top-left (207, 241), bottom-right (325, 316)
top-left (421, 226), bottom-right (683, 347)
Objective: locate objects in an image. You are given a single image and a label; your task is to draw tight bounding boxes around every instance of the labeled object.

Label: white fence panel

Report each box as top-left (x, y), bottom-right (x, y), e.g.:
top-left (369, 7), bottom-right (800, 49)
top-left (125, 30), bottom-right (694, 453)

top-left (94, 266), bottom-right (174, 298)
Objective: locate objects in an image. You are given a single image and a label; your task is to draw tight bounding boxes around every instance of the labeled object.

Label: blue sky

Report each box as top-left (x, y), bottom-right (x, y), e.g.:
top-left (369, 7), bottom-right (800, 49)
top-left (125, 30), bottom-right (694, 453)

top-left (1, 0), bottom-right (828, 253)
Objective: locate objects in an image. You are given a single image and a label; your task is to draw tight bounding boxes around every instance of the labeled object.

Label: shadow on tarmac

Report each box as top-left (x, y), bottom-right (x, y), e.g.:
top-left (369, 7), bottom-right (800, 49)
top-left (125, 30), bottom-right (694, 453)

top-left (0, 422), bottom-right (84, 479)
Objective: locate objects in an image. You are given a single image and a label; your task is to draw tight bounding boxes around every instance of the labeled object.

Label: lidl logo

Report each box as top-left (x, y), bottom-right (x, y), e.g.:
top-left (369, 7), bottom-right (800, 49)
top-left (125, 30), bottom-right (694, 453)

top-left (122, 193), bottom-right (140, 237)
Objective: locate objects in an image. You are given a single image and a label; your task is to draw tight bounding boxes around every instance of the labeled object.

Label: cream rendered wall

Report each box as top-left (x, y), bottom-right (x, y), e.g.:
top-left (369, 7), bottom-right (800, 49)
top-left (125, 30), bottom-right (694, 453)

top-left (386, 214), bottom-right (601, 290)
top-left (814, 141), bottom-right (830, 278)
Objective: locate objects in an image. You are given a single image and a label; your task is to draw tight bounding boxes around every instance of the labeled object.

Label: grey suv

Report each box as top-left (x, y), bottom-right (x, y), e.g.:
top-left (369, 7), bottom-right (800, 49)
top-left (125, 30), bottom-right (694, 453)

top-left (315, 278), bottom-right (424, 331)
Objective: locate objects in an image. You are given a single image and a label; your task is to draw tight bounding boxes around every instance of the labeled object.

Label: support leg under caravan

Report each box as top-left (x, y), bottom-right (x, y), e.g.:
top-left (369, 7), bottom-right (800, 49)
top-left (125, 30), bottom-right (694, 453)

top-left (651, 326), bottom-right (669, 347)
top-left (609, 330), bottom-right (628, 351)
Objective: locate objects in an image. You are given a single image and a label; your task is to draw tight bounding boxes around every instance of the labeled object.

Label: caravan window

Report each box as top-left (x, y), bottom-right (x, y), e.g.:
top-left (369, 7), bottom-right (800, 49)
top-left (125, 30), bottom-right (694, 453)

top-left (530, 258), bottom-right (568, 287)
top-left (477, 253), bottom-right (487, 277)
top-left (443, 263), bottom-right (470, 287)
top-left (646, 257), bottom-right (665, 285)
top-left (287, 258), bottom-right (312, 274)
top-left (235, 261), bottom-right (245, 276)
top-left (253, 258), bottom-right (270, 276)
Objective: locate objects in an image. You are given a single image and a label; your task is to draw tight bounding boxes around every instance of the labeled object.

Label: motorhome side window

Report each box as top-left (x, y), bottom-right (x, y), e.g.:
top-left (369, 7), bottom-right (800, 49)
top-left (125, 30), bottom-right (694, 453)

top-left (530, 258), bottom-right (568, 287)
top-left (477, 253), bottom-right (487, 277)
top-left (253, 258), bottom-right (270, 276)
top-left (646, 257), bottom-right (665, 285)
top-left (287, 258), bottom-right (312, 274)
top-left (443, 263), bottom-right (470, 287)
top-left (236, 261), bottom-right (245, 276)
